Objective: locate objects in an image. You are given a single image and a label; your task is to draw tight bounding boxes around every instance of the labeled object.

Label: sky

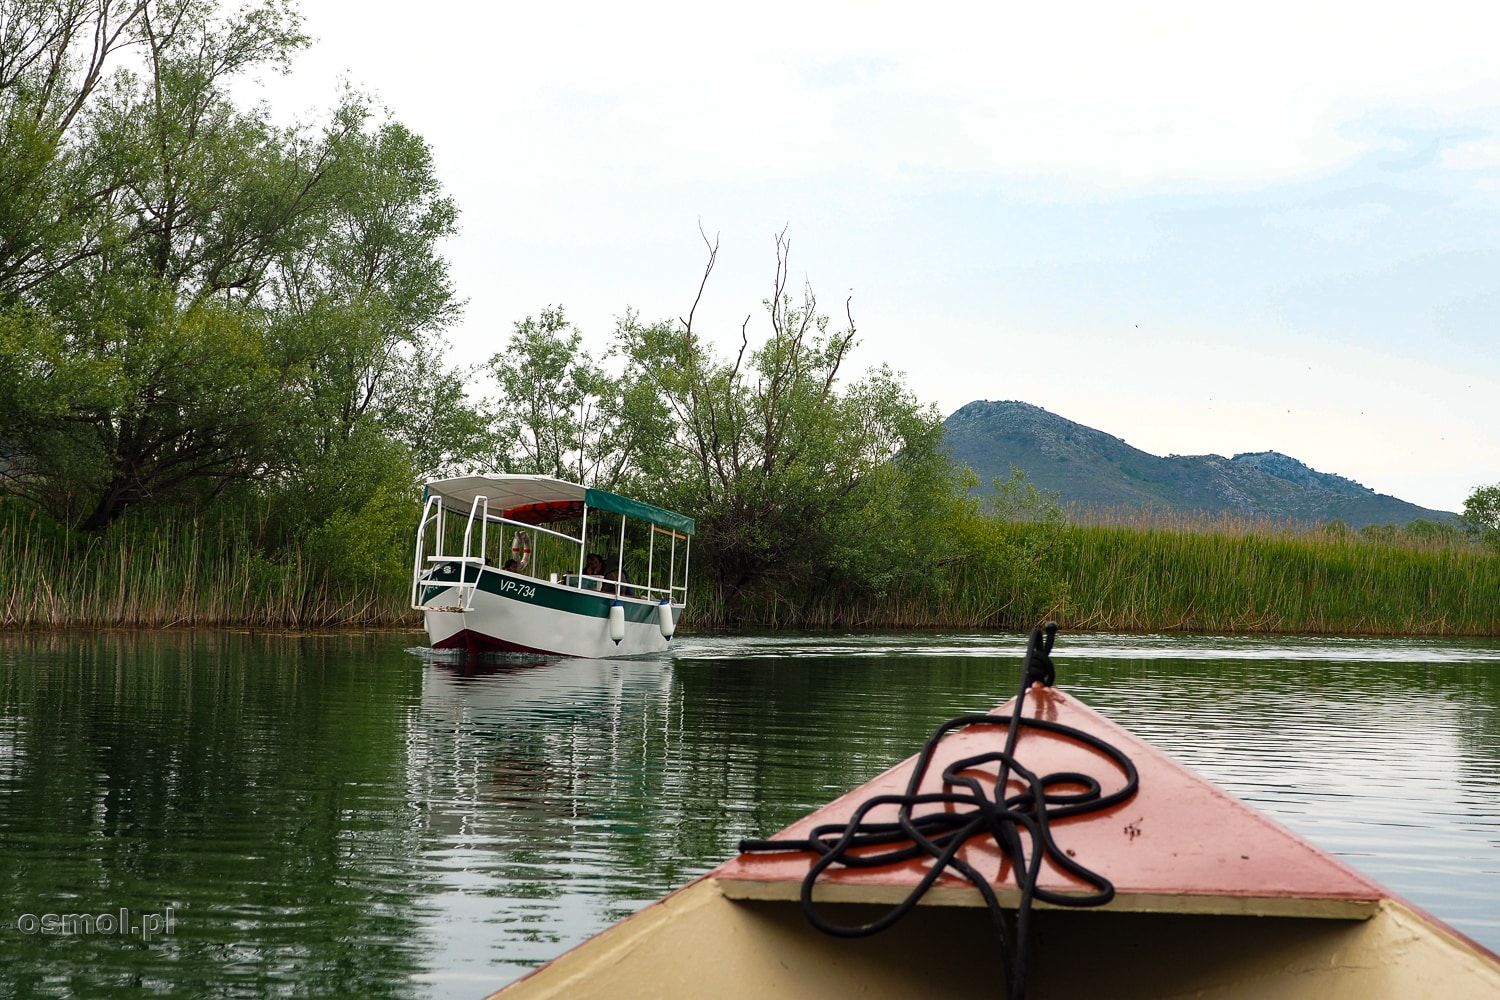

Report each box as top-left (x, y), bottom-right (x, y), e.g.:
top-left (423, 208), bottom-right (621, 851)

top-left (248, 0), bottom-right (1500, 512)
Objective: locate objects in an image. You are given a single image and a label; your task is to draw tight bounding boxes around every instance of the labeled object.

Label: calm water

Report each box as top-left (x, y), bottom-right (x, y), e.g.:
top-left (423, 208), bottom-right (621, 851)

top-left (1, 629), bottom-right (1498, 998)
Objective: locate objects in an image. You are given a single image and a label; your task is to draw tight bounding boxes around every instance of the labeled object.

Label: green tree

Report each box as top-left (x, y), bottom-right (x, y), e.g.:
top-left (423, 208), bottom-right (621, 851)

top-left (0, 0), bottom-right (157, 297)
top-left (1460, 483), bottom-right (1500, 551)
top-left (256, 101), bottom-right (478, 553)
top-left (618, 230), bottom-right (953, 617)
top-left (483, 306), bottom-right (669, 491)
top-left (0, 0), bottom-right (474, 532)
top-left (265, 103), bottom-right (469, 476)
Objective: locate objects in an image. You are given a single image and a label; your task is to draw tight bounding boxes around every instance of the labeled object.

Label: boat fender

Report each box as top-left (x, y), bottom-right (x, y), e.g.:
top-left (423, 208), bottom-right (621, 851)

top-left (658, 600), bottom-right (675, 639)
top-left (608, 601), bottom-right (625, 644)
top-left (510, 530), bottom-right (531, 569)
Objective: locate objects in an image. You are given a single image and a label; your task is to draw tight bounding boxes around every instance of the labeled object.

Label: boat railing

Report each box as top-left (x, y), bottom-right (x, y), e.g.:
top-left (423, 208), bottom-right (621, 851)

top-left (488, 515), bottom-right (582, 548)
top-left (562, 575), bottom-right (656, 601)
top-left (410, 494), bottom-right (445, 610)
top-left (412, 494), bottom-right (489, 611)
top-left (560, 576), bottom-right (685, 603)
top-left (460, 508), bottom-right (685, 606)
top-left (648, 524), bottom-right (689, 607)
top-left (413, 490), bottom-right (691, 611)
top-left (454, 495), bottom-right (490, 610)
top-left (558, 524), bottom-right (691, 605)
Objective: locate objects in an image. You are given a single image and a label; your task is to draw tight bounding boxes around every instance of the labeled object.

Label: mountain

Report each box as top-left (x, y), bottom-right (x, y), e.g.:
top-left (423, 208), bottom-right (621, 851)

top-left (943, 400), bottom-right (1456, 528)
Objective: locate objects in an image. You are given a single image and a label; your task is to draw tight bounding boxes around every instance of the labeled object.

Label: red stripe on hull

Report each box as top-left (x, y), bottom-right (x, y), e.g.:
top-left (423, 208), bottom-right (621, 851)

top-left (431, 629), bottom-right (561, 656)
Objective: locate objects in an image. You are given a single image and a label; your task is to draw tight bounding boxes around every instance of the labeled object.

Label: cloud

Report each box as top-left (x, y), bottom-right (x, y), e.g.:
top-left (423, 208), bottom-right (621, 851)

top-left (262, 0), bottom-right (1500, 194)
top-left (239, 0), bottom-right (1500, 511)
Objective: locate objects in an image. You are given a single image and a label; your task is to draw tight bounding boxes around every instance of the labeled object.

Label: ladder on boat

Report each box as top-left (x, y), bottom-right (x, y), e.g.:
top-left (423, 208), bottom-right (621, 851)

top-left (410, 493), bottom-right (489, 612)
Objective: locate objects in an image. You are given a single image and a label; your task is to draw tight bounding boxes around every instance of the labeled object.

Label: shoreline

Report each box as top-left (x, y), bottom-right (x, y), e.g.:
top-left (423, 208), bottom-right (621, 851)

top-left (7, 513), bottom-right (1497, 638)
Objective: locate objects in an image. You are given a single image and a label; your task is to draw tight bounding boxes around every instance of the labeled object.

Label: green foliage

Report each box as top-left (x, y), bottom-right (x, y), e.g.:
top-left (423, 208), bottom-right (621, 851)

top-left (1460, 483), bottom-right (1500, 552)
top-left (262, 423), bottom-right (418, 587)
top-left (617, 232), bottom-right (954, 619)
top-left (482, 306), bottom-right (668, 490)
top-left (1360, 518), bottom-right (1466, 549)
top-left (0, 0), bottom-right (474, 532)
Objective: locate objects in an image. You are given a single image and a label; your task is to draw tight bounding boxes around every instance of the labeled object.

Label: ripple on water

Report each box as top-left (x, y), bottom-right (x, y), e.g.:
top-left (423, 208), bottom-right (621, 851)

top-left (2, 630), bottom-right (1497, 999)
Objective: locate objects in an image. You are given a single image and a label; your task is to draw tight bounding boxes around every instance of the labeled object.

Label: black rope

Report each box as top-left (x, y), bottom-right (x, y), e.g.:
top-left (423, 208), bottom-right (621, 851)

top-left (738, 623), bottom-right (1139, 1000)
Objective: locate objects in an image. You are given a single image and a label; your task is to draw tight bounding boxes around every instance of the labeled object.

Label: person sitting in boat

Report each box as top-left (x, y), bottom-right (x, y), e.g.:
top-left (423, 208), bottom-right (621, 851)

top-left (502, 558), bottom-right (518, 572)
top-left (603, 563), bottom-right (635, 598)
top-left (582, 553), bottom-right (606, 589)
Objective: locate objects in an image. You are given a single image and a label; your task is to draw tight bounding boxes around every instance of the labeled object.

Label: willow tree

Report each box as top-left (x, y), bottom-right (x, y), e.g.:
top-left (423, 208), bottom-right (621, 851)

top-left (619, 230), bottom-right (954, 618)
top-left (0, 0), bottom-right (472, 532)
top-left (1461, 483), bottom-right (1500, 552)
top-left (482, 305), bottom-right (672, 492)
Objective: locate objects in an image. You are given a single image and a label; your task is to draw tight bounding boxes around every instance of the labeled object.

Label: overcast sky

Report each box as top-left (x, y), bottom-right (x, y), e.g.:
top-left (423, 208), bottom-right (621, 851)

top-left (250, 0), bottom-right (1500, 512)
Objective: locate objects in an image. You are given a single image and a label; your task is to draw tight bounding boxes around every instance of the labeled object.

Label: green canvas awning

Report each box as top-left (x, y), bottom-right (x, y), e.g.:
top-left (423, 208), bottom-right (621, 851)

top-left (423, 475), bottom-right (693, 536)
top-left (585, 488), bottom-right (694, 536)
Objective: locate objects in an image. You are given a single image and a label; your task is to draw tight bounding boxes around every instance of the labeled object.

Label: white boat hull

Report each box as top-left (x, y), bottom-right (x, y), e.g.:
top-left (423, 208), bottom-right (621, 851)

top-left (418, 564), bottom-right (680, 658)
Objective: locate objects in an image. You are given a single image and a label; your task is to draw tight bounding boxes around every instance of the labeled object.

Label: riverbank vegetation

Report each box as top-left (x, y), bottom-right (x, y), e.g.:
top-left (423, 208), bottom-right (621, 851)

top-left (4, 1), bottom-right (1496, 637)
top-left (7, 493), bottom-right (1499, 635)
top-left (690, 504), bottom-right (1500, 636)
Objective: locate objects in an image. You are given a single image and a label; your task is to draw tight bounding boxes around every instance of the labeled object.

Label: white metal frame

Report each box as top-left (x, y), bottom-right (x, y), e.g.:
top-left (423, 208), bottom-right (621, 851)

top-left (411, 492), bottom-right (692, 611)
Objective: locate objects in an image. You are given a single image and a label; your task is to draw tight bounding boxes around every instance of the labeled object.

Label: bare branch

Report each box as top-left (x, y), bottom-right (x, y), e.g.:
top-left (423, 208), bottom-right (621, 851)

top-left (817, 295), bottom-right (857, 404)
top-left (679, 220), bottom-right (718, 336)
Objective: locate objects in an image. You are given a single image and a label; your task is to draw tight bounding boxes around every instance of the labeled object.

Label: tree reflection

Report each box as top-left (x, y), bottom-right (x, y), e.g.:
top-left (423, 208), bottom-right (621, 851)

top-left (0, 630), bottom-right (431, 999)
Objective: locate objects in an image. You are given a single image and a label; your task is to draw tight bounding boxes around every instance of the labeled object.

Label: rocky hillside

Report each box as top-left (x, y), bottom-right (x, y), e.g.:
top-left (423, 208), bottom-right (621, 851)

top-left (944, 400), bottom-right (1456, 528)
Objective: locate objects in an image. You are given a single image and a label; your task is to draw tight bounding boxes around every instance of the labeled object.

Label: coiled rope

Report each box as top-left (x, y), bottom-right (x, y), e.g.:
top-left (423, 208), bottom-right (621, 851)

top-left (738, 624), bottom-right (1139, 1000)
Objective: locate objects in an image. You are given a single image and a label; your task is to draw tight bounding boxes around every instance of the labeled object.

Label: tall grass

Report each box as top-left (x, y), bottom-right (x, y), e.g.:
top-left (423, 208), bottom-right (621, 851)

top-left (7, 500), bottom-right (1496, 636)
top-left (1, 507), bottom-right (414, 629)
top-left (1050, 522), bottom-right (1500, 635)
top-left (696, 511), bottom-right (1500, 637)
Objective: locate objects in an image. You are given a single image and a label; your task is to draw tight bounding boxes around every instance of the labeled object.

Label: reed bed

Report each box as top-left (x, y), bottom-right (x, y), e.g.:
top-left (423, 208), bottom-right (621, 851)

top-left (1063, 504), bottom-right (1321, 539)
top-left (698, 518), bottom-right (1500, 637)
top-left (1, 509), bottom-right (415, 629)
top-left (1051, 524), bottom-right (1499, 635)
top-left (7, 502), bottom-right (1496, 636)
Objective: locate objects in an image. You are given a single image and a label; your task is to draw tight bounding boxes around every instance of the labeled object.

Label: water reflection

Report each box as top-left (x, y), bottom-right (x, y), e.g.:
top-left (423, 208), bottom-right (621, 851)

top-left (0, 630), bottom-right (432, 1000)
top-left (1, 630), bottom-right (1497, 999)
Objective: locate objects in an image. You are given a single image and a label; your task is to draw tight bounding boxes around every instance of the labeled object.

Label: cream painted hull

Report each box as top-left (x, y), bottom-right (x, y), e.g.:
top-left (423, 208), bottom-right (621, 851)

top-left (490, 876), bottom-right (1500, 1000)
top-left (488, 683), bottom-right (1500, 997)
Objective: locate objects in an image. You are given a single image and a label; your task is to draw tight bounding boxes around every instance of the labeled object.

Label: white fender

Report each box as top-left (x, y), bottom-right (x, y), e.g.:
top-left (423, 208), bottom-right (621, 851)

top-left (608, 602), bottom-right (625, 644)
top-left (658, 600), bottom-right (676, 639)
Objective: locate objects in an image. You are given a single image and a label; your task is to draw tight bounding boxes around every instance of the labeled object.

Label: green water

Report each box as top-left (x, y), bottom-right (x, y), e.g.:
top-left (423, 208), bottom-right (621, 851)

top-left (1, 630), bottom-right (1497, 998)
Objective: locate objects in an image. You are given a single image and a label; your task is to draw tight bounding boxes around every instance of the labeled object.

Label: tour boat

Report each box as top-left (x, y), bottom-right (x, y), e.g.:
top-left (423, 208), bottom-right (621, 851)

top-left (487, 680), bottom-right (1500, 998)
top-left (411, 475), bottom-right (693, 658)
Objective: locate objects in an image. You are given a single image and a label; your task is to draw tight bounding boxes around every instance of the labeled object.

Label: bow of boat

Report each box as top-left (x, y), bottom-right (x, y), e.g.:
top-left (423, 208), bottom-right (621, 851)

top-left (490, 685), bottom-right (1500, 999)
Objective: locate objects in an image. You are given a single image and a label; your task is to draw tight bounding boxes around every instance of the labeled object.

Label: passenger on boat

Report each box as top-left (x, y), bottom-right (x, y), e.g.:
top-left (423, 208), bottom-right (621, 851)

top-left (582, 553), bottom-right (606, 589)
top-left (503, 558), bottom-right (518, 572)
top-left (603, 565), bottom-right (634, 598)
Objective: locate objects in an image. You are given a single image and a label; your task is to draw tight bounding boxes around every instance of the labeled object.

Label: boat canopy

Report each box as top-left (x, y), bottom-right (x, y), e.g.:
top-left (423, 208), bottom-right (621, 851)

top-left (584, 487), bottom-right (694, 536)
top-left (423, 475), bottom-right (694, 536)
